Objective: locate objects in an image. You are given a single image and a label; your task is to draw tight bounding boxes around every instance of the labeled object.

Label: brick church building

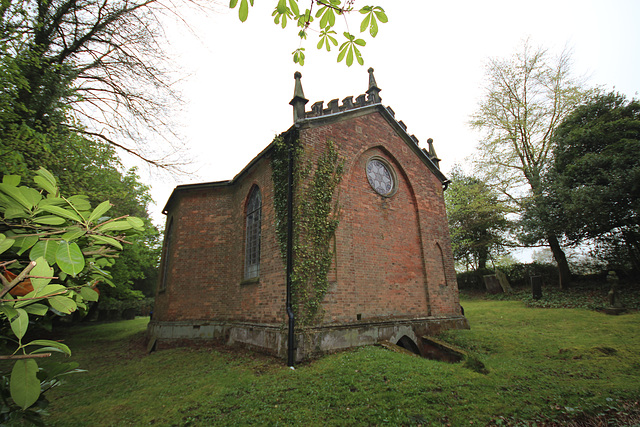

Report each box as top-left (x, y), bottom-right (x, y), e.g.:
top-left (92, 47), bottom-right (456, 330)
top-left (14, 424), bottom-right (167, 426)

top-left (148, 69), bottom-right (468, 361)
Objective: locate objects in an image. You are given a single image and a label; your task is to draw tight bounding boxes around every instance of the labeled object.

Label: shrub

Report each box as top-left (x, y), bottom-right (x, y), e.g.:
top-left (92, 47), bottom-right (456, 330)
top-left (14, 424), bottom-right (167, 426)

top-left (457, 263), bottom-right (559, 291)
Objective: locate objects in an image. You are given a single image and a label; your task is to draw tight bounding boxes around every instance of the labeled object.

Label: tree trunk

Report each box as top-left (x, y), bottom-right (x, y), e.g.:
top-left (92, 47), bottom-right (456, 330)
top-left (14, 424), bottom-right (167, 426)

top-left (547, 233), bottom-right (572, 289)
top-left (477, 246), bottom-right (489, 270)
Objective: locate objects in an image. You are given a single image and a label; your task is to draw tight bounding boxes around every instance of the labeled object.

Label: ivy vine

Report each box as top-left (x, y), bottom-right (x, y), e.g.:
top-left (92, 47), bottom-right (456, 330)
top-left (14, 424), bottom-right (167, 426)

top-left (271, 132), bottom-right (344, 327)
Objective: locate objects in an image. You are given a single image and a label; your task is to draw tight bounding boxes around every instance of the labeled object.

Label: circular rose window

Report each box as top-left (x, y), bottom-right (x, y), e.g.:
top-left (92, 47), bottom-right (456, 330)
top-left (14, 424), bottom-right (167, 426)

top-left (366, 158), bottom-right (395, 196)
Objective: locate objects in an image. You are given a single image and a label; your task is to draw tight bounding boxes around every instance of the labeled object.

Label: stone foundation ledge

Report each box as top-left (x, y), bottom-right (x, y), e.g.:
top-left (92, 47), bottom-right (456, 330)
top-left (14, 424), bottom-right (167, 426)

top-left (147, 315), bottom-right (469, 361)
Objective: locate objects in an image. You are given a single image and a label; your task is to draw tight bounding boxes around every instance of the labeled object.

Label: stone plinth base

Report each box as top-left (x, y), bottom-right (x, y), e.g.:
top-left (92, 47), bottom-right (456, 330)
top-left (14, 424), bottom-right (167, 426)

top-left (602, 307), bottom-right (627, 315)
top-left (147, 315), bottom-right (469, 361)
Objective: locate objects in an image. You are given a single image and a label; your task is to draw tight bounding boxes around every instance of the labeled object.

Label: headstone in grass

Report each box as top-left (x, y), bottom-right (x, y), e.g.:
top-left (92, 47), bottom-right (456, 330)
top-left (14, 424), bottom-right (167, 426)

top-left (483, 275), bottom-right (502, 294)
top-left (495, 270), bottom-right (513, 293)
top-left (530, 275), bottom-right (543, 300)
top-left (604, 271), bottom-right (626, 315)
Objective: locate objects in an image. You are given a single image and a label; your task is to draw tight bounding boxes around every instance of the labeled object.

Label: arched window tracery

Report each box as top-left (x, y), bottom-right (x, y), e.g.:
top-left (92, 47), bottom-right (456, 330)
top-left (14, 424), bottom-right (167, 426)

top-left (244, 186), bottom-right (262, 279)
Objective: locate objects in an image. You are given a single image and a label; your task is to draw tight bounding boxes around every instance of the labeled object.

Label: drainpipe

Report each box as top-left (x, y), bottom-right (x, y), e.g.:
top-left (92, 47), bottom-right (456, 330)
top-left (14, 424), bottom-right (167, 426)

top-left (287, 72), bottom-right (307, 367)
top-left (286, 131), bottom-right (296, 367)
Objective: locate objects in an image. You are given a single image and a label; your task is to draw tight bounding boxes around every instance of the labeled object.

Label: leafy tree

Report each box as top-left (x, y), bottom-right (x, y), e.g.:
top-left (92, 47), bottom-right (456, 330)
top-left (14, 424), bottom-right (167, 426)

top-left (0, 0), bottom-right (187, 169)
top-left (230, 0), bottom-right (388, 66)
top-left (470, 40), bottom-right (591, 287)
top-left (107, 228), bottom-right (160, 298)
top-left (444, 167), bottom-right (512, 271)
top-left (1, 129), bottom-right (161, 306)
top-left (1, 131), bottom-right (151, 215)
top-left (547, 92), bottom-right (640, 272)
top-left (0, 168), bottom-right (144, 422)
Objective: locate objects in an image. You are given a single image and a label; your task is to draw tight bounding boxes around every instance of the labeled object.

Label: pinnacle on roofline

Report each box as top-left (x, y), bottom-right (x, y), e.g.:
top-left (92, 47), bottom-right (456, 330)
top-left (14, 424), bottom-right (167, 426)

top-left (286, 69), bottom-right (441, 170)
top-left (289, 71), bottom-right (309, 123)
top-left (289, 68), bottom-right (382, 123)
top-left (366, 67), bottom-right (381, 104)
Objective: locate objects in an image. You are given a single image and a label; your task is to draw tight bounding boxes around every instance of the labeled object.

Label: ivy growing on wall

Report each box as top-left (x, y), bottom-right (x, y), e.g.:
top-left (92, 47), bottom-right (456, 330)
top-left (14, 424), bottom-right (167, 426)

top-left (271, 132), bottom-right (344, 327)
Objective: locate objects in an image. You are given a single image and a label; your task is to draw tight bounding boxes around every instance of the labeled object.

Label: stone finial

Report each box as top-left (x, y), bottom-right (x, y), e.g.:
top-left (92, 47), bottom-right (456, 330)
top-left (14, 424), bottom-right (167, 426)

top-left (427, 138), bottom-right (441, 169)
top-left (366, 67), bottom-right (381, 103)
top-left (289, 71), bottom-right (308, 123)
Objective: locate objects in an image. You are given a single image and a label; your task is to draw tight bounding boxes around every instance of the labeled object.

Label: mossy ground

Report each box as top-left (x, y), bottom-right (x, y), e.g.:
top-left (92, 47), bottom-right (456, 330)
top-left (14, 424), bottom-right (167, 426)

top-left (40, 298), bottom-right (640, 426)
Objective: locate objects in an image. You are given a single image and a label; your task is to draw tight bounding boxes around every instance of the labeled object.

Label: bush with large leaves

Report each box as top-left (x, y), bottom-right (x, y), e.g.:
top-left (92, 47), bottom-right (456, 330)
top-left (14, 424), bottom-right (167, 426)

top-left (0, 168), bottom-right (143, 422)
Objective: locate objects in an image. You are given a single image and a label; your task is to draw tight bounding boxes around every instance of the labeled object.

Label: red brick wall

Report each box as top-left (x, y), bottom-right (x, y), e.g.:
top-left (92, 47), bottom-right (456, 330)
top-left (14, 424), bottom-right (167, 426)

top-left (153, 157), bottom-right (286, 324)
top-left (300, 110), bottom-right (461, 322)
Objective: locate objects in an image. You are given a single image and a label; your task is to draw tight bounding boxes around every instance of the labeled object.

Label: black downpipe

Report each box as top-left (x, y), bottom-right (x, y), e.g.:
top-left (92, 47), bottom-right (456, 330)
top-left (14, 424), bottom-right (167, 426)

top-left (286, 134), bottom-right (296, 367)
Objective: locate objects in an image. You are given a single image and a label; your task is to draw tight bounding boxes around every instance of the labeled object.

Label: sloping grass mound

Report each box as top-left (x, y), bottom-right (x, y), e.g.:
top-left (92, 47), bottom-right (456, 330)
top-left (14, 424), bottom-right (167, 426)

top-left (39, 302), bottom-right (640, 426)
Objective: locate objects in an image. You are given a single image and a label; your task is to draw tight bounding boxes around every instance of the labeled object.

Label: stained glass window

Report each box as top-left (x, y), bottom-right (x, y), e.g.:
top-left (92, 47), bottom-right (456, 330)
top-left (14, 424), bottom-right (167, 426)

top-left (366, 158), bottom-right (395, 196)
top-left (244, 186), bottom-right (262, 279)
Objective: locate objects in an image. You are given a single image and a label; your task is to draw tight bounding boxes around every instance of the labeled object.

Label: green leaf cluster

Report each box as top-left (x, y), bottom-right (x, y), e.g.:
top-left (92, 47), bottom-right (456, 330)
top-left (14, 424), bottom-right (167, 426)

top-left (230, 0), bottom-right (255, 22)
top-left (359, 5), bottom-right (387, 37)
top-left (271, 135), bottom-right (343, 327)
top-left (0, 167), bottom-right (143, 418)
top-left (229, 1), bottom-right (387, 66)
top-left (337, 32), bottom-right (366, 66)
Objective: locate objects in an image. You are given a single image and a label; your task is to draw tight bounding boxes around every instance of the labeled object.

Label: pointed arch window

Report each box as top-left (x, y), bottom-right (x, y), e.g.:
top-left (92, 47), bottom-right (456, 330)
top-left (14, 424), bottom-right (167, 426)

top-left (244, 186), bottom-right (262, 279)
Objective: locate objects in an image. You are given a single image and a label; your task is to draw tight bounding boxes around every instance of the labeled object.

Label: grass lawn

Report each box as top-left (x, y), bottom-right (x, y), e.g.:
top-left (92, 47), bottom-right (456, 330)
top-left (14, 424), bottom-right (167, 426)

top-left (38, 300), bottom-right (640, 426)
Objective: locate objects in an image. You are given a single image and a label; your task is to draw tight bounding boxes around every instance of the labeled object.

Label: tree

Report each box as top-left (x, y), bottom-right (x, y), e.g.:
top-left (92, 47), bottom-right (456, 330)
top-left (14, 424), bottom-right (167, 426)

top-left (230, 0), bottom-right (387, 66)
top-left (547, 92), bottom-right (640, 272)
top-left (0, 0), bottom-right (188, 169)
top-left (1, 129), bottom-right (161, 306)
top-left (444, 167), bottom-right (512, 271)
top-left (0, 168), bottom-right (144, 422)
top-left (107, 228), bottom-right (160, 298)
top-left (470, 40), bottom-right (590, 287)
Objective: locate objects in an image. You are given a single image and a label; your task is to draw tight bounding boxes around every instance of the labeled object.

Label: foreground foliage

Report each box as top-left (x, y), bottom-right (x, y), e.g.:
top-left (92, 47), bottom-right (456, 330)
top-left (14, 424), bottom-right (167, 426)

top-left (0, 168), bottom-right (143, 421)
top-left (42, 302), bottom-right (640, 426)
top-left (230, 0), bottom-right (387, 66)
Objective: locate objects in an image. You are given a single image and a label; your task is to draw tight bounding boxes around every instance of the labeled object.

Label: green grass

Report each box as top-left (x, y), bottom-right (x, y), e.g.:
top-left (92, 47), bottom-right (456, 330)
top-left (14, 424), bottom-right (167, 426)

top-left (38, 301), bottom-right (640, 426)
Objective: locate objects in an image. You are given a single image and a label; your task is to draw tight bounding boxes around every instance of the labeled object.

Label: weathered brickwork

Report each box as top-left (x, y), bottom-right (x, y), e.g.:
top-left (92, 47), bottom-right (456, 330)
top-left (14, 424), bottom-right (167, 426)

top-left (153, 158), bottom-right (286, 325)
top-left (150, 89), bottom-right (466, 358)
top-left (299, 109), bottom-right (461, 323)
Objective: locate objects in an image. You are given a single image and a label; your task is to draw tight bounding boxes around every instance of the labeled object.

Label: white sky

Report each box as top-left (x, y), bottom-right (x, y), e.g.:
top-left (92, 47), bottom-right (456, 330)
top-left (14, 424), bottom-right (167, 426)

top-left (140, 0), bottom-right (640, 236)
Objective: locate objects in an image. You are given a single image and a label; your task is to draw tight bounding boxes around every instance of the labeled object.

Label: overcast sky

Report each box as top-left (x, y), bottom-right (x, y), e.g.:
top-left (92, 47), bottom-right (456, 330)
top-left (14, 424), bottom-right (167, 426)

top-left (141, 0), bottom-right (640, 232)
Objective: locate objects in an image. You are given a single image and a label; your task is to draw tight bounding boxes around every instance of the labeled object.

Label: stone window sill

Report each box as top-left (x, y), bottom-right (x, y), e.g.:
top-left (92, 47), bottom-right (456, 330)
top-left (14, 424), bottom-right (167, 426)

top-left (240, 277), bottom-right (260, 286)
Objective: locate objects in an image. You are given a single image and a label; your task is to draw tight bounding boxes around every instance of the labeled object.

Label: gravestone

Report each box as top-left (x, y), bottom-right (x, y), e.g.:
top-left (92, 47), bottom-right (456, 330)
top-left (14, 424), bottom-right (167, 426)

top-left (530, 275), bottom-right (543, 300)
top-left (604, 271), bottom-right (626, 315)
top-left (495, 270), bottom-right (513, 293)
top-left (483, 275), bottom-right (502, 294)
